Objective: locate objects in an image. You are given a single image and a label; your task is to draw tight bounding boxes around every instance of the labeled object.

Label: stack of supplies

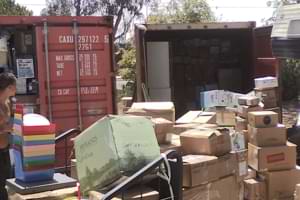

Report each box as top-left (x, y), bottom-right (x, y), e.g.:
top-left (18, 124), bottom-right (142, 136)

top-left (12, 104), bottom-right (56, 182)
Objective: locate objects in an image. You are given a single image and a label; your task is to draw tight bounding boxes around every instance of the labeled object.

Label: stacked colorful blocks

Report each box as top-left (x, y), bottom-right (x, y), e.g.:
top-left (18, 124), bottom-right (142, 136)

top-left (12, 104), bottom-right (56, 182)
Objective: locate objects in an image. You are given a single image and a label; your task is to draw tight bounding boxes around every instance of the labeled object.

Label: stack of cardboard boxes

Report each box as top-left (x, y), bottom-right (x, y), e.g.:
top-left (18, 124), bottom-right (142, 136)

top-left (254, 76), bottom-right (281, 120)
top-left (246, 110), bottom-right (299, 199)
top-left (179, 128), bottom-right (242, 199)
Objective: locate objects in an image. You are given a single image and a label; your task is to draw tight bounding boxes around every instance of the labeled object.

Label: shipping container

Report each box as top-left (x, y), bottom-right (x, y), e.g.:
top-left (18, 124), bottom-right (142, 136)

top-left (0, 16), bottom-right (115, 169)
top-left (135, 22), bottom-right (280, 117)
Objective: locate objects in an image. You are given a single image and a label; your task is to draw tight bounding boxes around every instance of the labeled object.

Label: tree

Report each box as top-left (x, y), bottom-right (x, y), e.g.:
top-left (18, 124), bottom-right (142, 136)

top-left (0, 0), bottom-right (32, 16)
top-left (41, 0), bottom-right (151, 40)
top-left (148, 0), bottom-right (215, 24)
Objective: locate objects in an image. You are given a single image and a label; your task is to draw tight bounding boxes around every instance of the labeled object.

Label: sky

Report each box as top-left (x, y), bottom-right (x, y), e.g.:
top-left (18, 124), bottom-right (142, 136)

top-left (15, 0), bottom-right (275, 26)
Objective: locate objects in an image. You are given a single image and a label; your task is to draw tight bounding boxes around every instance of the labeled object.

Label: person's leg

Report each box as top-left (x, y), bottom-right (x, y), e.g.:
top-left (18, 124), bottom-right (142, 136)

top-left (0, 149), bottom-right (11, 200)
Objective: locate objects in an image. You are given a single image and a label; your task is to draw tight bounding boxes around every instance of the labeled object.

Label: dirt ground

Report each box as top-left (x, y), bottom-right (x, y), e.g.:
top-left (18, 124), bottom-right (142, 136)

top-left (283, 100), bottom-right (299, 128)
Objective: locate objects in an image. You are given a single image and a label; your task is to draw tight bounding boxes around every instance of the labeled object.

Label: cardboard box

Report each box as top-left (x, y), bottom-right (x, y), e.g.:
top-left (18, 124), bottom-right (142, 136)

top-left (230, 132), bottom-right (246, 151)
top-left (160, 143), bottom-right (181, 154)
top-left (235, 116), bottom-right (247, 132)
top-left (176, 111), bottom-right (216, 124)
top-left (295, 183), bottom-right (300, 200)
top-left (243, 130), bottom-right (249, 148)
top-left (232, 150), bottom-right (248, 182)
top-left (127, 102), bottom-right (175, 122)
top-left (243, 178), bottom-right (266, 200)
top-left (182, 175), bottom-right (239, 200)
top-left (262, 98), bottom-right (278, 109)
top-left (248, 142), bottom-right (296, 172)
top-left (238, 96), bottom-right (260, 106)
top-left (217, 153), bottom-right (237, 179)
top-left (248, 111), bottom-right (278, 128)
top-left (259, 168), bottom-right (300, 200)
top-left (254, 76), bottom-right (278, 89)
top-left (180, 128), bottom-right (232, 156)
top-left (248, 124), bottom-right (286, 147)
top-left (182, 155), bottom-right (219, 187)
top-left (151, 118), bottom-right (173, 144)
top-left (237, 105), bottom-right (263, 119)
top-left (173, 123), bottom-right (218, 135)
top-left (216, 107), bottom-right (236, 126)
top-left (89, 186), bottom-right (159, 200)
top-left (255, 87), bottom-right (277, 100)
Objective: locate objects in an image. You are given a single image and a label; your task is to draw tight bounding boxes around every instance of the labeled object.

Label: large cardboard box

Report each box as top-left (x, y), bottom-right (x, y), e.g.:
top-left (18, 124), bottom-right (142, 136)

top-left (248, 124), bottom-right (286, 147)
top-left (243, 178), bottom-right (266, 200)
top-left (74, 115), bottom-right (160, 193)
top-left (254, 76), bottom-right (278, 89)
top-left (173, 123), bottom-right (218, 135)
top-left (127, 102), bottom-right (175, 122)
top-left (248, 111), bottom-right (278, 128)
top-left (182, 175), bottom-right (238, 200)
top-left (182, 155), bottom-right (219, 187)
top-left (259, 168), bottom-right (300, 200)
top-left (180, 128), bottom-right (231, 156)
top-left (237, 105), bottom-right (263, 119)
top-left (151, 118), bottom-right (174, 144)
top-left (238, 96), bottom-right (260, 106)
top-left (176, 111), bottom-right (216, 124)
top-left (248, 142), bottom-right (296, 172)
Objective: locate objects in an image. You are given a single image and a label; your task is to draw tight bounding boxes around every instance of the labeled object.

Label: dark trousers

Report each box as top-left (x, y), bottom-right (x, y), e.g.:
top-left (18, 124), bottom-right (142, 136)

top-left (0, 148), bottom-right (11, 200)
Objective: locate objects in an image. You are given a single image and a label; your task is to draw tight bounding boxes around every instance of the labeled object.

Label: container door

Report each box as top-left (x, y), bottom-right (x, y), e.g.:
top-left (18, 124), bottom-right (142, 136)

top-left (146, 42), bottom-right (171, 101)
top-left (35, 24), bottom-right (114, 133)
top-left (254, 26), bottom-right (279, 78)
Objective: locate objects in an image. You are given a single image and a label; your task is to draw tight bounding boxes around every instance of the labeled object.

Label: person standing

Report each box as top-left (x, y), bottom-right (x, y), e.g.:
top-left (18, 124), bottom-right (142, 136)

top-left (0, 73), bottom-right (16, 200)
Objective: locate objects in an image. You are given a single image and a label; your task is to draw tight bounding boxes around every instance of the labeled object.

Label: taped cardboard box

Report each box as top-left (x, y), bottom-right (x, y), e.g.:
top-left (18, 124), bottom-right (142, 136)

top-left (254, 76), bottom-right (278, 89)
top-left (238, 96), bottom-right (260, 106)
top-left (259, 168), bottom-right (300, 200)
top-left (173, 123), bottom-right (218, 135)
top-left (248, 142), bottom-right (296, 172)
top-left (182, 175), bottom-right (239, 200)
top-left (127, 102), bottom-right (175, 122)
top-left (180, 128), bottom-right (231, 156)
top-left (216, 107), bottom-right (236, 126)
top-left (235, 116), bottom-right (247, 132)
top-left (89, 186), bottom-right (159, 200)
top-left (176, 111), bottom-right (216, 124)
top-left (182, 155), bottom-right (219, 187)
top-left (237, 105), bottom-right (263, 119)
top-left (151, 118), bottom-right (174, 144)
top-left (248, 111), bottom-right (278, 128)
top-left (243, 178), bottom-right (266, 200)
top-left (248, 124), bottom-right (286, 147)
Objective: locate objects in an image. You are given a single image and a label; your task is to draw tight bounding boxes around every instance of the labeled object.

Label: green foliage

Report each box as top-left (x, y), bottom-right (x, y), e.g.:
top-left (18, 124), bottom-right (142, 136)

top-left (148, 0), bottom-right (215, 24)
top-left (282, 59), bottom-right (300, 100)
top-left (117, 43), bottom-right (136, 97)
top-left (0, 0), bottom-right (32, 16)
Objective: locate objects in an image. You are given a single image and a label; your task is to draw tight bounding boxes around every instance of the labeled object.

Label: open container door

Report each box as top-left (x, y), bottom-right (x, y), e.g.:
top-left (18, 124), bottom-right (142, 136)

top-left (254, 25), bottom-right (282, 121)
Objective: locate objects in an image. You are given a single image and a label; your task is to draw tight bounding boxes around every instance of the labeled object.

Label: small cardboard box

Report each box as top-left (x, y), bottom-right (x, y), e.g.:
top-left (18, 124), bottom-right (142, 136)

top-left (248, 111), bottom-right (278, 128)
top-left (254, 76), bottom-right (278, 89)
top-left (151, 118), bottom-right (174, 144)
top-left (259, 168), bottom-right (300, 200)
top-left (243, 178), bottom-right (266, 200)
top-left (255, 87), bottom-right (277, 100)
top-left (235, 116), bottom-right (247, 132)
top-left (127, 102), bottom-right (175, 122)
top-left (248, 142), bottom-right (296, 172)
top-left (237, 105), bottom-right (263, 119)
top-left (176, 111), bottom-right (216, 124)
top-left (232, 150), bottom-right (248, 182)
top-left (182, 155), bottom-right (219, 187)
top-left (238, 96), bottom-right (260, 106)
top-left (182, 175), bottom-right (238, 200)
top-left (248, 124), bottom-right (286, 147)
top-left (180, 128), bottom-right (232, 156)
